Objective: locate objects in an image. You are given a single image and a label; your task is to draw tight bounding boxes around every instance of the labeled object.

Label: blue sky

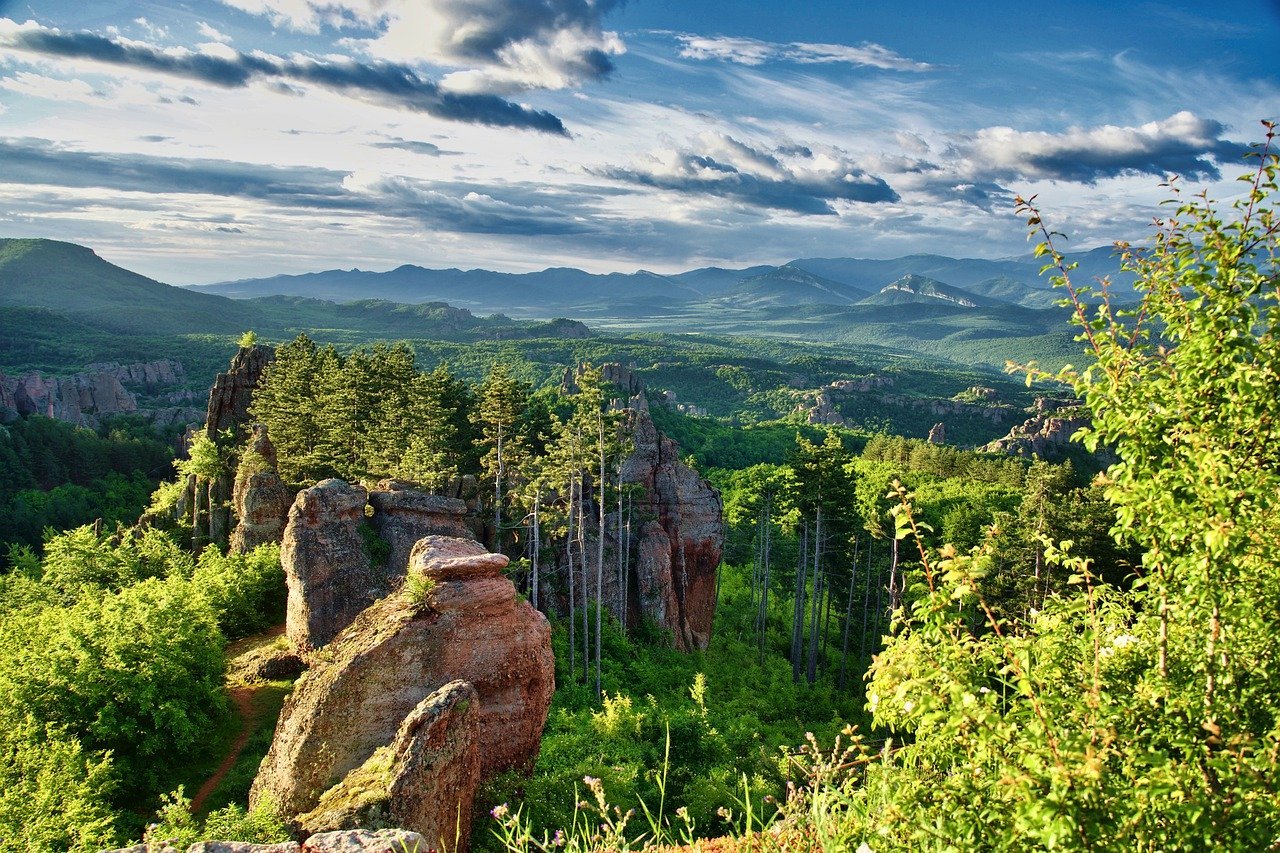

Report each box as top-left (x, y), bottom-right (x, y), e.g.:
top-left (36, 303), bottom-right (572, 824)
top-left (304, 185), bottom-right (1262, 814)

top-left (0, 0), bottom-right (1275, 283)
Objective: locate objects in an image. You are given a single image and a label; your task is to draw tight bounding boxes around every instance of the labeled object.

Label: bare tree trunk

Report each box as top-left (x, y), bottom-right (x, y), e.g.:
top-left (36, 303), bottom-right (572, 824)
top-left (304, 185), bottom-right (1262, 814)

top-left (888, 536), bottom-right (901, 615)
top-left (578, 477), bottom-right (589, 686)
top-left (806, 508), bottom-right (823, 685)
top-left (860, 540), bottom-right (873, 666)
top-left (493, 422), bottom-right (504, 552)
top-left (839, 538), bottom-right (859, 690)
top-left (567, 476), bottom-right (576, 679)
top-left (791, 520), bottom-right (808, 684)
top-left (531, 488), bottom-right (541, 611)
top-left (596, 420), bottom-right (605, 701)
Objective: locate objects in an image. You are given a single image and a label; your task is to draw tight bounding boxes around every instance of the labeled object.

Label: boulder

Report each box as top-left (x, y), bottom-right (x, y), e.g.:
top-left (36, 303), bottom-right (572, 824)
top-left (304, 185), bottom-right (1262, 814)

top-left (368, 480), bottom-right (472, 575)
top-left (230, 425), bottom-right (295, 553)
top-left (187, 844), bottom-right (299, 853)
top-left (297, 680), bottom-right (482, 853)
top-left (281, 479), bottom-right (372, 649)
top-left (251, 536), bottom-right (553, 818)
top-left (301, 831), bottom-right (427, 853)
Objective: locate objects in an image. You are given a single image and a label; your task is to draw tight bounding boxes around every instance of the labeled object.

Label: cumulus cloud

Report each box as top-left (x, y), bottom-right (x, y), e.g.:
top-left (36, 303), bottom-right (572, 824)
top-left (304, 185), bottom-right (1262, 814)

top-left (595, 133), bottom-right (899, 214)
top-left (0, 136), bottom-right (602, 235)
top-left (218, 0), bottom-right (625, 93)
top-left (964, 111), bottom-right (1243, 183)
top-left (0, 18), bottom-right (569, 134)
top-left (673, 33), bottom-right (932, 71)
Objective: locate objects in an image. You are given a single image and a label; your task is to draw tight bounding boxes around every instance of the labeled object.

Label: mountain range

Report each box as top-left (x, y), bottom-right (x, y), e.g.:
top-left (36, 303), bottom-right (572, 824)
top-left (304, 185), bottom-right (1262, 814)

top-left (187, 245), bottom-right (1134, 317)
top-left (0, 237), bottom-right (1135, 373)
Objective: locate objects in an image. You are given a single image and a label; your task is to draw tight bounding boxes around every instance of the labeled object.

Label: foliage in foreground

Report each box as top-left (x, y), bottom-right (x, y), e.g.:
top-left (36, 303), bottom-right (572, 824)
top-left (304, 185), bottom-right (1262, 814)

top-left (0, 528), bottom-right (286, 849)
top-left (493, 125), bottom-right (1280, 851)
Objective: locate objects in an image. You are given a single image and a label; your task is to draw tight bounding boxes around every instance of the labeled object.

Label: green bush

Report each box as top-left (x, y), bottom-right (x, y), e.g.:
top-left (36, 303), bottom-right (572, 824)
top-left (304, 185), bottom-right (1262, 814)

top-left (192, 543), bottom-right (286, 639)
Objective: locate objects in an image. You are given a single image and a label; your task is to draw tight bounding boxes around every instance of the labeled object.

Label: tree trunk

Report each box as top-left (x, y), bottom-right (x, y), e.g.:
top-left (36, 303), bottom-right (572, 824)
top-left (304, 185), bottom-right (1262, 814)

top-left (531, 488), bottom-right (541, 611)
top-left (567, 476), bottom-right (576, 679)
top-left (838, 537), bottom-right (859, 690)
top-left (806, 507), bottom-right (823, 686)
top-left (493, 422), bottom-right (504, 551)
top-left (578, 477), bottom-right (589, 686)
top-left (595, 420), bottom-right (605, 701)
top-left (860, 540), bottom-right (873, 666)
top-left (791, 520), bottom-right (808, 684)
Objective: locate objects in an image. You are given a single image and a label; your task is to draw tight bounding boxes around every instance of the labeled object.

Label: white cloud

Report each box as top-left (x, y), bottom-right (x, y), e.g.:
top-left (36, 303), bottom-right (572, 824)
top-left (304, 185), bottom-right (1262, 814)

top-left (197, 22), bottom-right (233, 44)
top-left (964, 111), bottom-right (1237, 182)
top-left (217, 0), bottom-right (626, 92)
top-left (674, 33), bottom-right (932, 72)
top-left (0, 71), bottom-right (105, 104)
top-left (133, 17), bottom-right (170, 40)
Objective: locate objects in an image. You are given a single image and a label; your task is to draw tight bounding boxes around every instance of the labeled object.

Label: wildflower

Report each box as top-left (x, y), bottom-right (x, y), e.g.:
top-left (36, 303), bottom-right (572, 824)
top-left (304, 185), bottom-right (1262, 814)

top-left (491, 803), bottom-right (510, 820)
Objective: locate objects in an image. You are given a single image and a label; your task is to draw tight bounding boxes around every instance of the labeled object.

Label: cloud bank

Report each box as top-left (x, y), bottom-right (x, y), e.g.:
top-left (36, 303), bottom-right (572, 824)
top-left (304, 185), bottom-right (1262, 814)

top-left (0, 18), bottom-right (569, 134)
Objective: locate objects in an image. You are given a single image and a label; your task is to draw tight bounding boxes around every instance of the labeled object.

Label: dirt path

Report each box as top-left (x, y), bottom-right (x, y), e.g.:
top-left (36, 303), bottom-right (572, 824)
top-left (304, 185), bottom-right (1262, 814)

top-left (190, 686), bottom-right (258, 814)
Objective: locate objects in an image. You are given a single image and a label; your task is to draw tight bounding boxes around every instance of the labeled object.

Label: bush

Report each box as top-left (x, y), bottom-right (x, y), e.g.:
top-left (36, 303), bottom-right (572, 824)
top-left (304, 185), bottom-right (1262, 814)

top-left (192, 543), bottom-right (286, 639)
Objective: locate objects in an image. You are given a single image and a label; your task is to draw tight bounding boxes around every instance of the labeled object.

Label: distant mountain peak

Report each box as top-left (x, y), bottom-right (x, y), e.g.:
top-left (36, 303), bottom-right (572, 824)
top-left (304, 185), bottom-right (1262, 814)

top-left (878, 274), bottom-right (980, 308)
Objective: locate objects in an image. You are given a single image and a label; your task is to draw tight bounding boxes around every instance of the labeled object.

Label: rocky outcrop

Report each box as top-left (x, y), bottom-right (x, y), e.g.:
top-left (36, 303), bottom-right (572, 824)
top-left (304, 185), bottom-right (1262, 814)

top-left (612, 407), bottom-right (723, 651)
top-left (230, 425), bottom-right (295, 553)
top-left (927, 422), bottom-right (946, 444)
top-left (252, 536), bottom-right (553, 822)
top-left (205, 344), bottom-right (273, 441)
top-left (0, 359), bottom-right (193, 428)
top-left (281, 479), bottom-right (372, 650)
top-left (983, 404), bottom-right (1092, 459)
top-left (368, 480), bottom-right (472, 575)
top-left (297, 681), bottom-right (482, 853)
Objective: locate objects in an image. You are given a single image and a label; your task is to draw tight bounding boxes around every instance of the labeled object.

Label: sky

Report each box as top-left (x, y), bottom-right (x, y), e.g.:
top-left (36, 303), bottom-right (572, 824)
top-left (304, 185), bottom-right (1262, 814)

top-left (0, 1), bottom-right (1276, 284)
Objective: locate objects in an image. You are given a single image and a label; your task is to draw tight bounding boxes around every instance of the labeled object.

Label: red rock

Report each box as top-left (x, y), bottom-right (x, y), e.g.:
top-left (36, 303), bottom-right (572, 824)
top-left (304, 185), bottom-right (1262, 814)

top-left (251, 536), bottom-right (553, 818)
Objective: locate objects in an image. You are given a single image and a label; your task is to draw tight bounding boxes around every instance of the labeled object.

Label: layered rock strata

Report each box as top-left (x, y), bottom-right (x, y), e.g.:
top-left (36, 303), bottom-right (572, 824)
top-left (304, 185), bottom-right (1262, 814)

top-left (252, 536), bottom-right (553, 823)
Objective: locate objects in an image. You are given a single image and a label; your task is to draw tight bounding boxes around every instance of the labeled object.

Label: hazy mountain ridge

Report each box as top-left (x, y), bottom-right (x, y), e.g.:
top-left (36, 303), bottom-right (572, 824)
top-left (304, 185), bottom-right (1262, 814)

top-left (188, 245), bottom-right (1133, 317)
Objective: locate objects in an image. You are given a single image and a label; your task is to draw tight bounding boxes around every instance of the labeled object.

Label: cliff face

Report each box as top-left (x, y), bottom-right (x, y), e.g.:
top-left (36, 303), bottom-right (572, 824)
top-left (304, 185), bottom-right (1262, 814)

top-left (616, 406), bottom-right (723, 651)
top-left (550, 365), bottom-right (724, 652)
top-left (229, 425), bottom-right (294, 554)
top-left (205, 344), bottom-right (274, 441)
top-left (983, 398), bottom-right (1092, 459)
top-left (281, 479), bottom-right (373, 650)
top-left (0, 359), bottom-right (198, 429)
top-left (252, 536), bottom-right (554, 841)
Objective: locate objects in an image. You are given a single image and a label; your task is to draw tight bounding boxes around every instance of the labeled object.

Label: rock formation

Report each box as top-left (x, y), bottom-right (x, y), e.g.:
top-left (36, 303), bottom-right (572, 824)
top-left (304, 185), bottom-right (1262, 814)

top-left (297, 680), bottom-right (482, 853)
top-left (927, 422), bottom-right (946, 444)
top-left (230, 425), bottom-right (295, 553)
top-left (982, 401), bottom-right (1092, 459)
top-left (281, 479), bottom-right (373, 650)
top-left (368, 479), bottom-right (472, 574)
top-left (614, 406), bottom-right (724, 651)
top-left (205, 343), bottom-right (274, 440)
top-left (0, 359), bottom-right (197, 429)
top-left (252, 536), bottom-right (553, 824)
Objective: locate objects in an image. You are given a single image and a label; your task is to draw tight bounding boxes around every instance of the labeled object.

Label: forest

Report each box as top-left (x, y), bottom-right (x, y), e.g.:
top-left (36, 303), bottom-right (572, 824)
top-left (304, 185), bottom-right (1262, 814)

top-left (0, 129), bottom-right (1275, 851)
